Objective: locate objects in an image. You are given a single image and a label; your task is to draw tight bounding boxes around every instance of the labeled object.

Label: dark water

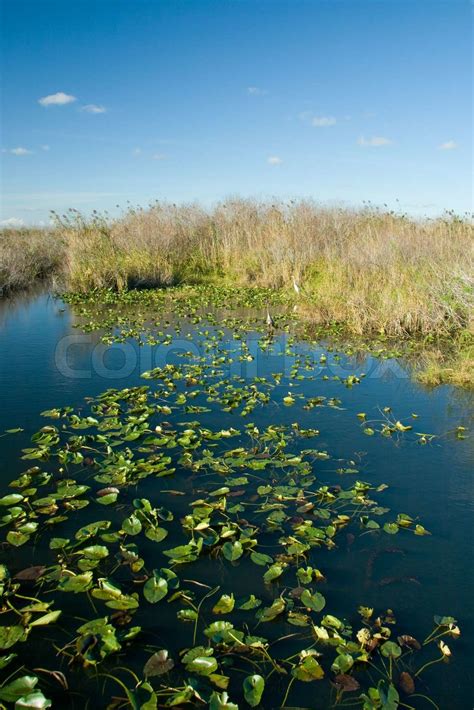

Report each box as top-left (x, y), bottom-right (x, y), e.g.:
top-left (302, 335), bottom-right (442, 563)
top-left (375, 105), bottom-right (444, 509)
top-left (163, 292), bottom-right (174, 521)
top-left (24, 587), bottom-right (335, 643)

top-left (0, 292), bottom-right (472, 709)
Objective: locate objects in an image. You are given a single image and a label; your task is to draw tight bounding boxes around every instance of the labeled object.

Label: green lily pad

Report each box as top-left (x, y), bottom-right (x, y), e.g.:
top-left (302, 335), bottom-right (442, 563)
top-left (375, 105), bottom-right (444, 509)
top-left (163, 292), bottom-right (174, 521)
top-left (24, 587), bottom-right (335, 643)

top-left (143, 572), bottom-right (168, 603)
top-left (243, 674), bottom-right (265, 706)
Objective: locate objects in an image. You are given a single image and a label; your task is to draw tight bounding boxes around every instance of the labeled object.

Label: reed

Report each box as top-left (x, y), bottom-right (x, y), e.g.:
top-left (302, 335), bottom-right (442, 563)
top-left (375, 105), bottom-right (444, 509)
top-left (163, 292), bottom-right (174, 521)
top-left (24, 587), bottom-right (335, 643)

top-left (56, 200), bottom-right (473, 338)
top-left (0, 227), bottom-right (64, 295)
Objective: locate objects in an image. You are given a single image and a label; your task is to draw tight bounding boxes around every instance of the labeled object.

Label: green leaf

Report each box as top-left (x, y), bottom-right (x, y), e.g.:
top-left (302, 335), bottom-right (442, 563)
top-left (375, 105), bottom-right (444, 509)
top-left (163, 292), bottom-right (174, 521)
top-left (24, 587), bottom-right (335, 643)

top-left (15, 691), bottom-right (52, 709)
top-left (204, 621), bottom-right (243, 644)
top-left (287, 611), bottom-right (310, 627)
top-left (434, 615), bottom-right (457, 627)
top-left (331, 653), bottom-right (354, 674)
top-left (380, 641), bottom-right (402, 659)
top-left (143, 573), bottom-right (168, 603)
top-left (250, 551), bottom-right (273, 566)
top-left (292, 656), bottom-right (325, 681)
top-left (222, 541), bottom-right (243, 561)
top-left (0, 625), bottom-right (27, 650)
top-left (122, 513), bottom-right (142, 535)
top-left (177, 609), bottom-right (198, 622)
top-left (57, 571), bottom-right (93, 593)
top-left (238, 595), bottom-right (262, 610)
top-left (0, 494), bottom-right (24, 506)
top-left (29, 610), bottom-right (62, 627)
top-left (243, 675), bottom-right (265, 707)
top-left (81, 545), bottom-right (109, 560)
top-left (212, 594), bottom-right (235, 614)
top-left (0, 676), bottom-right (38, 702)
top-left (75, 520), bottom-right (110, 541)
top-left (49, 538), bottom-right (70, 549)
top-left (96, 493), bottom-right (118, 505)
top-left (185, 655), bottom-right (218, 676)
top-left (145, 526), bottom-right (168, 542)
top-left (6, 531), bottom-right (30, 547)
top-left (257, 598), bottom-right (285, 622)
top-left (300, 589), bottom-right (326, 612)
top-left (209, 691), bottom-right (239, 710)
top-left (414, 524), bottom-right (430, 536)
top-left (263, 563), bottom-right (285, 584)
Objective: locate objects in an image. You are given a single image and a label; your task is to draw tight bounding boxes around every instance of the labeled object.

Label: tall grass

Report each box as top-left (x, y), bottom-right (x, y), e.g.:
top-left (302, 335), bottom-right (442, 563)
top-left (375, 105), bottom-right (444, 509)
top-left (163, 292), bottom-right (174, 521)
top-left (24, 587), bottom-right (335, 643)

top-left (56, 200), bottom-right (473, 337)
top-left (0, 227), bottom-right (64, 295)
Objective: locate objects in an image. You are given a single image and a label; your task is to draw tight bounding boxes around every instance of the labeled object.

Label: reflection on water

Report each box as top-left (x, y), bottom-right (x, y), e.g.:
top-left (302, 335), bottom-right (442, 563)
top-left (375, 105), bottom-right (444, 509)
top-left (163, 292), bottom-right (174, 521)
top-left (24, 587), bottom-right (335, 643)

top-left (0, 291), bottom-right (472, 708)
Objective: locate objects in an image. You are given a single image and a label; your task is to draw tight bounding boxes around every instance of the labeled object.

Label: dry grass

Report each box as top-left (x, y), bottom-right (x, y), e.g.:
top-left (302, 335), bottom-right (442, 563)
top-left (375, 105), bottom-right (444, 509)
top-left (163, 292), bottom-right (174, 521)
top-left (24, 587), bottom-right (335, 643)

top-left (0, 227), bottom-right (64, 295)
top-left (57, 200), bottom-right (473, 337)
top-left (1, 201), bottom-right (472, 385)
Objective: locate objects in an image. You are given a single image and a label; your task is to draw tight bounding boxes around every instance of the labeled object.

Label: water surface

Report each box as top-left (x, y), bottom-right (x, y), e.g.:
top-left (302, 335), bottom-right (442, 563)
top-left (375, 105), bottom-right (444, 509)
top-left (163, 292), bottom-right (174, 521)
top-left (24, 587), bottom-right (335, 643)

top-left (0, 291), bottom-right (472, 709)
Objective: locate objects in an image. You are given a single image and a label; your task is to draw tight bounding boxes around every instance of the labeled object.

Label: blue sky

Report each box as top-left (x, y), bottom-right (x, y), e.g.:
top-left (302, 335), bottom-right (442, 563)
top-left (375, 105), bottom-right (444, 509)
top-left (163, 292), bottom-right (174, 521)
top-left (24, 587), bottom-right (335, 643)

top-left (1, 0), bottom-right (472, 225)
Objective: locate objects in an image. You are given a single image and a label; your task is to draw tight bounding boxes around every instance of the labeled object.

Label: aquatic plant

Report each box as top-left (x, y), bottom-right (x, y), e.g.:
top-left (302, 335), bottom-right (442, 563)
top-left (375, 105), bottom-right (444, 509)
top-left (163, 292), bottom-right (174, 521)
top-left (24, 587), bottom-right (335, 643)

top-left (0, 287), bottom-right (466, 708)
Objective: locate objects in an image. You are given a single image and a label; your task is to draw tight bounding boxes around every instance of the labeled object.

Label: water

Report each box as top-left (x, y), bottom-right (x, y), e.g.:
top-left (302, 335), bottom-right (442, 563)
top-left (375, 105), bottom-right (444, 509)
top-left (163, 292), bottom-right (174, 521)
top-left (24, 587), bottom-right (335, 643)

top-left (0, 291), bottom-right (472, 709)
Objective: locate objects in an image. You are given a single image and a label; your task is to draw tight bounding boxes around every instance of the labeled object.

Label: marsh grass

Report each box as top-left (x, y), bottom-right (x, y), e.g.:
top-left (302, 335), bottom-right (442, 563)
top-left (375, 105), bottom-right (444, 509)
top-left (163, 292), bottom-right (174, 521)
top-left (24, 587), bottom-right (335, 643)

top-left (56, 200), bottom-right (473, 338)
top-left (1, 201), bottom-right (473, 384)
top-left (0, 227), bottom-right (64, 294)
top-left (416, 334), bottom-right (474, 387)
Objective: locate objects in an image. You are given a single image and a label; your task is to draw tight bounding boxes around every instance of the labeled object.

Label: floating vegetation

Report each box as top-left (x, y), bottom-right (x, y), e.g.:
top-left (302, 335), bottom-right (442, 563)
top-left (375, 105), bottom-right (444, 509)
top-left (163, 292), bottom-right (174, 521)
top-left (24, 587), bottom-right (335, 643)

top-left (0, 286), bottom-right (467, 708)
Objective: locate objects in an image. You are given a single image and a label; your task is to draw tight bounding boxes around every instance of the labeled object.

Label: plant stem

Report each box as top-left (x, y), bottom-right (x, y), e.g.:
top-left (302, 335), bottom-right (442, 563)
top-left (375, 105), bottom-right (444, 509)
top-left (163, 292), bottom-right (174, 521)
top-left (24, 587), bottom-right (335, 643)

top-left (281, 676), bottom-right (296, 708)
top-left (415, 655), bottom-right (443, 677)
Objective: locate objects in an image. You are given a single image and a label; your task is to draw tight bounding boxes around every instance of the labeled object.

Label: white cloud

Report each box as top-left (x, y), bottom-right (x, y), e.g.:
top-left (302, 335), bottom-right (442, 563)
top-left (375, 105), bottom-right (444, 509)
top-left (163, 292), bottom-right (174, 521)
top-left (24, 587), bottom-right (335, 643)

top-left (358, 135), bottom-right (392, 147)
top-left (438, 140), bottom-right (457, 150)
top-left (152, 153), bottom-right (167, 161)
top-left (41, 144), bottom-right (50, 151)
top-left (81, 104), bottom-right (106, 114)
top-left (247, 86), bottom-right (267, 96)
top-left (0, 217), bottom-right (25, 227)
top-left (7, 147), bottom-right (34, 156)
top-left (312, 115), bottom-right (337, 127)
top-left (267, 155), bottom-right (282, 165)
top-left (132, 148), bottom-right (142, 156)
top-left (38, 92), bottom-right (77, 106)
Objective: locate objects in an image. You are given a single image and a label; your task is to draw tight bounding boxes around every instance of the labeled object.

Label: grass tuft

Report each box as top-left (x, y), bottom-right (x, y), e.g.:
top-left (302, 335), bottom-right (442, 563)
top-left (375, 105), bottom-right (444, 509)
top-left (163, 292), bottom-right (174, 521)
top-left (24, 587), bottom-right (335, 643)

top-left (0, 227), bottom-right (64, 294)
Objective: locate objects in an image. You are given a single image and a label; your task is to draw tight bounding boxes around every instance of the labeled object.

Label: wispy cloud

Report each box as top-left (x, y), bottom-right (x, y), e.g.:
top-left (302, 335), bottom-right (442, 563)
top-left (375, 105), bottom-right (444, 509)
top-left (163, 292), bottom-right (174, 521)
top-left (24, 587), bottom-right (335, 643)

top-left (38, 92), bottom-right (77, 106)
top-left (81, 104), bottom-right (107, 114)
top-left (132, 148), bottom-right (142, 156)
top-left (41, 145), bottom-right (50, 151)
top-left (247, 86), bottom-right (267, 96)
top-left (312, 115), bottom-right (337, 127)
top-left (357, 135), bottom-right (392, 147)
top-left (0, 217), bottom-right (24, 227)
top-left (438, 140), bottom-right (457, 150)
top-left (152, 153), bottom-right (167, 161)
top-left (2, 146), bottom-right (34, 156)
top-left (267, 155), bottom-right (282, 165)
top-left (300, 111), bottom-right (338, 127)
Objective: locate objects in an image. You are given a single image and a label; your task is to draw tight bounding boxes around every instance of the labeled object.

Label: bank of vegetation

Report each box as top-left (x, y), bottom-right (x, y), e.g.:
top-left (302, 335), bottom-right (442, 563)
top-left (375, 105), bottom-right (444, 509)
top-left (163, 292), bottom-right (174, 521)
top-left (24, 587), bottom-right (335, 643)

top-left (1, 200), bottom-right (472, 384)
top-left (0, 226), bottom-right (62, 295)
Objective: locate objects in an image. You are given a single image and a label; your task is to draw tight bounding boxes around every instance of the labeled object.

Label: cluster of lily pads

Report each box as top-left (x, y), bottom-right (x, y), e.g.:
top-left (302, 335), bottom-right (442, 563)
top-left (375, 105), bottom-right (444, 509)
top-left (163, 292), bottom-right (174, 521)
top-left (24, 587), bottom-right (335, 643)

top-left (0, 286), bottom-right (465, 708)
